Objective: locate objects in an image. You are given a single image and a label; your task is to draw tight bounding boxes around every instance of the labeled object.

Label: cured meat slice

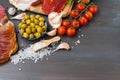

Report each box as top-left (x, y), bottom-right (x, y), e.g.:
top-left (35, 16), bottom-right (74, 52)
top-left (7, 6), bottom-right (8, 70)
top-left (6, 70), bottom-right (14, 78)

top-left (0, 5), bottom-right (6, 20)
top-left (54, 0), bottom-right (67, 12)
top-left (42, 0), bottom-right (67, 14)
top-left (0, 5), bottom-right (18, 64)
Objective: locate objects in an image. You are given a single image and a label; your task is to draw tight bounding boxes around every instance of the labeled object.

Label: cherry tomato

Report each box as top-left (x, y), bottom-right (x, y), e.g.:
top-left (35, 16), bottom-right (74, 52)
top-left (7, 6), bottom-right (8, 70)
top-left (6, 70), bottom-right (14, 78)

top-left (57, 26), bottom-right (66, 35)
top-left (84, 11), bottom-right (93, 20)
top-left (78, 16), bottom-right (88, 26)
top-left (76, 3), bottom-right (86, 12)
top-left (88, 4), bottom-right (98, 15)
top-left (67, 27), bottom-right (76, 37)
top-left (71, 20), bottom-right (80, 29)
top-left (62, 20), bottom-right (71, 28)
top-left (70, 9), bottom-right (79, 18)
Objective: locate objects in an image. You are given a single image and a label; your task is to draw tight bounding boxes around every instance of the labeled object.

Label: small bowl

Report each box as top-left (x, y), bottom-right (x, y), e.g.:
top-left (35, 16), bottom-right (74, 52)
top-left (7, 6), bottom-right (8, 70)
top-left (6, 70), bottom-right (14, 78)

top-left (19, 22), bottom-right (47, 41)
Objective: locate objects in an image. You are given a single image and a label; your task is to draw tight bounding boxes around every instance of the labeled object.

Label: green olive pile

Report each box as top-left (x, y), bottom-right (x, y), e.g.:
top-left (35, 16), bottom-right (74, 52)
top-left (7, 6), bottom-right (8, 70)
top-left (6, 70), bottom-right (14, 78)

top-left (18, 14), bottom-right (47, 39)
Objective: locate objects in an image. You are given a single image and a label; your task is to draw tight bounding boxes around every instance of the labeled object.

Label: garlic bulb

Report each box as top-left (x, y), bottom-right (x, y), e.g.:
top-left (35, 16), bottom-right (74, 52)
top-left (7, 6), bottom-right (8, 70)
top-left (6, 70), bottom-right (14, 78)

top-left (48, 12), bottom-right (63, 29)
top-left (8, 7), bottom-right (16, 16)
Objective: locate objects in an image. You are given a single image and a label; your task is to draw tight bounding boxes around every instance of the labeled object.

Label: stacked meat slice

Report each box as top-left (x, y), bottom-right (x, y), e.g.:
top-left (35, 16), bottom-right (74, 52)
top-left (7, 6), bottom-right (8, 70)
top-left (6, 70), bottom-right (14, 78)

top-left (42, 0), bottom-right (67, 14)
top-left (0, 5), bottom-right (18, 64)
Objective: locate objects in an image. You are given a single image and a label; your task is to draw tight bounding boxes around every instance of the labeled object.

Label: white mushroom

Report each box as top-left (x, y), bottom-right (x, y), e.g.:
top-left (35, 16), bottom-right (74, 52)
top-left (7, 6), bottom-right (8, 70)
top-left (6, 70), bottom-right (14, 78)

top-left (8, 7), bottom-right (16, 16)
top-left (11, 13), bottom-right (26, 20)
top-left (46, 29), bottom-right (57, 37)
top-left (56, 42), bottom-right (71, 51)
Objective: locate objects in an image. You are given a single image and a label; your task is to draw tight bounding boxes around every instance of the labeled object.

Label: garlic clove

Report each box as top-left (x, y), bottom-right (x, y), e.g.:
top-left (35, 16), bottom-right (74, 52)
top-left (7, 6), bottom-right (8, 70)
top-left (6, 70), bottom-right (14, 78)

top-left (46, 29), bottom-right (57, 37)
top-left (8, 7), bottom-right (16, 16)
top-left (11, 13), bottom-right (26, 20)
top-left (56, 42), bottom-right (71, 51)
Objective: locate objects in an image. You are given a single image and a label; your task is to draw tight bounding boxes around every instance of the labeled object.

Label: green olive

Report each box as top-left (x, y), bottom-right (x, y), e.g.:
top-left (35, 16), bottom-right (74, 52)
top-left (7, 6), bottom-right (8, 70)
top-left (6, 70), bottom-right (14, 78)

top-left (39, 17), bottom-right (45, 22)
top-left (42, 25), bottom-right (47, 31)
top-left (24, 15), bottom-right (30, 20)
top-left (30, 18), bottom-right (34, 22)
top-left (35, 25), bottom-right (40, 29)
top-left (34, 19), bottom-right (39, 25)
top-left (30, 14), bottom-right (35, 19)
top-left (31, 27), bottom-right (36, 33)
top-left (18, 23), bottom-right (22, 29)
top-left (39, 21), bottom-right (45, 26)
top-left (29, 34), bottom-right (34, 39)
top-left (28, 26), bottom-right (32, 29)
top-left (26, 28), bottom-right (31, 34)
top-left (30, 23), bottom-right (35, 27)
top-left (23, 32), bottom-right (29, 38)
top-left (34, 32), bottom-right (41, 38)
top-left (26, 19), bottom-right (31, 25)
top-left (21, 19), bottom-right (26, 24)
top-left (37, 27), bottom-right (42, 33)
top-left (20, 29), bottom-right (24, 34)
top-left (21, 24), bottom-right (27, 29)
top-left (35, 15), bottom-right (41, 19)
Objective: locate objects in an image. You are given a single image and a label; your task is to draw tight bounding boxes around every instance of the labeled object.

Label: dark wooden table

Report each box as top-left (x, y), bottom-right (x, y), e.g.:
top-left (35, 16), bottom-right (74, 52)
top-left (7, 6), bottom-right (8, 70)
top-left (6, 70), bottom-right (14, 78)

top-left (0, 0), bottom-right (120, 80)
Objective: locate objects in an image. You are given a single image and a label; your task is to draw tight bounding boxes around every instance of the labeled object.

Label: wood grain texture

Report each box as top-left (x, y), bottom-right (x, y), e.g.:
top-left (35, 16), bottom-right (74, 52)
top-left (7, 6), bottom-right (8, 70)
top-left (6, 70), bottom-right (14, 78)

top-left (0, 0), bottom-right (120, 80)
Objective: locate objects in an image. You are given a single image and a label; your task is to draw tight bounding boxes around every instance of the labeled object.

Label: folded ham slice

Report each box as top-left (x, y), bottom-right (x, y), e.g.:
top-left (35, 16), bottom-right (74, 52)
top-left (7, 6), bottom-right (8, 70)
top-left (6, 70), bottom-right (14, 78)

top-left (0, 5), bottom-right (18, 64)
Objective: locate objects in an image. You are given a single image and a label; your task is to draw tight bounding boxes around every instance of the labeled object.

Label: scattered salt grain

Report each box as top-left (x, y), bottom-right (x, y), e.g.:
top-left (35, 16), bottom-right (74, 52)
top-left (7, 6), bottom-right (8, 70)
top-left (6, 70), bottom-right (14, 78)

top-left (46, 58), bottom-right (49, 60)
top-left (22, 61), bottom-right (25, 64)
top-left (81, 34), bottom-right (84, 37)
top-left (78, 35), bottom-right (81, 38)
top-left (79, 29), bottom-right (81, 31)
top-left (71, 46), bottom-right (74, 49)
top-left (18, 68), bottom-right (22, 71)
top-left (11, 45), bottom-right (53, 64)
top-left (77, 40), bottom-right (80, 44)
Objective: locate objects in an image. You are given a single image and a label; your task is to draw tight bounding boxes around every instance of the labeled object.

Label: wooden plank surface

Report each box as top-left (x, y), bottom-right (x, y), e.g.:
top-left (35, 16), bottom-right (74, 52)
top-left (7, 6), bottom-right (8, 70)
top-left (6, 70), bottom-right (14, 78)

top-left (0, 0), bottom-right (120, 80)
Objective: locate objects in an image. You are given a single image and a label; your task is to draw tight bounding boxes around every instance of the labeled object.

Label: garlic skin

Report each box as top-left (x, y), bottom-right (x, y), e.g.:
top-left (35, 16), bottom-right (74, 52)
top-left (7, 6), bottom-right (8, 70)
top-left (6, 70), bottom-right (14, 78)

top-left (48, 12), bottom-right (63, 29)
top-left (46, 29), bottom-right (57, 37)
top-left (8, 7), bottom-right (16, 16)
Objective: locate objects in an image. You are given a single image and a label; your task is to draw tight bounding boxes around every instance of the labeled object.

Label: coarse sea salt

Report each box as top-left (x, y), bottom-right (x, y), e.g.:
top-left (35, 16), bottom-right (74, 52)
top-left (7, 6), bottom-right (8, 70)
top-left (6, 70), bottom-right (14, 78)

top-left (11, 45), bottom-right (53, 64)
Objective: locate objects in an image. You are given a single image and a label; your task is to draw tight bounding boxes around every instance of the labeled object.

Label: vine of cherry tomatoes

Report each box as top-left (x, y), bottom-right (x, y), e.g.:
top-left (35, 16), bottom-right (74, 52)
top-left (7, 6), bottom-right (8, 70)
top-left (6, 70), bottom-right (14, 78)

top-left (57, 2), bottom-right (98, 37)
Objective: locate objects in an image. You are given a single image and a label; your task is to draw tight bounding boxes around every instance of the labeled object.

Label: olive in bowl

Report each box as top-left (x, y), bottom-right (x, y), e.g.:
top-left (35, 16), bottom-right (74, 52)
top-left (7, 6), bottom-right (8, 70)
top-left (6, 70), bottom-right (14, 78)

top-left (18, 14), bottom-right (47, 40)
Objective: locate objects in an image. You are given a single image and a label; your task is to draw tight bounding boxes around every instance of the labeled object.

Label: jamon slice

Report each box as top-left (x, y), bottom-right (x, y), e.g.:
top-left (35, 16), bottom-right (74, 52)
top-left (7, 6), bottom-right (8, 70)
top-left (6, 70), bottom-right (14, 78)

top-left (42, 0), bottom-right (67, 14)
top-left (0, 5), bottom-right (18, 64)
top-left (0, 5), bottom-right (6, 20)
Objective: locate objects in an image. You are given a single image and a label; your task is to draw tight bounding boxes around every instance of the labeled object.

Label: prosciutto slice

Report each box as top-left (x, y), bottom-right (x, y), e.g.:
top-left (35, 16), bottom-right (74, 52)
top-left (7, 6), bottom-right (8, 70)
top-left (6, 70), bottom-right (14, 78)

top-left (0, 5), bottom-right (18, 64)
top-left (0, 5), bottom-right (6, 20)
top-left (42, 0), bottom-right (67, 14)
